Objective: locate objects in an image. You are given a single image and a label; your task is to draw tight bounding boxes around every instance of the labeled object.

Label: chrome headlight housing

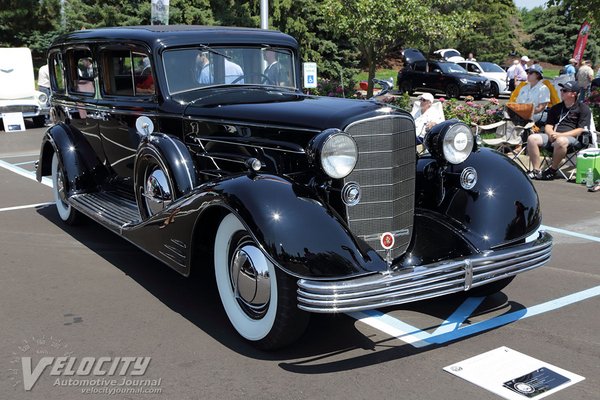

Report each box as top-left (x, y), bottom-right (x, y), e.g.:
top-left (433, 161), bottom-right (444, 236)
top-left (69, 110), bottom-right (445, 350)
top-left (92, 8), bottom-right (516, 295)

top-left (37, 92), bottom-right (48, 105)
top-left (425, 120), bottom-right (474, 165)
top-left (308, 128), bottom-right (358, 179)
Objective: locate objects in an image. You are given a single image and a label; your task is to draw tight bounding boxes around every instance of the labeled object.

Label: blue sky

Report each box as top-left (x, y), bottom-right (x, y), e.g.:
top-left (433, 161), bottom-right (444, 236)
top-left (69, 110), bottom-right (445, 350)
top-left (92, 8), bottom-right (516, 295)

top-left (514, 0), bottom-right (547, 9)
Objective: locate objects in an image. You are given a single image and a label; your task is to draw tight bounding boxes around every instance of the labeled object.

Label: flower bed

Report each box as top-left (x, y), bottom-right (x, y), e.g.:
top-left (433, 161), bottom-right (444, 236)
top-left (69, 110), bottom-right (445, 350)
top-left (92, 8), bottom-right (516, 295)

top-left (441, 96), bottom-right (504, 127)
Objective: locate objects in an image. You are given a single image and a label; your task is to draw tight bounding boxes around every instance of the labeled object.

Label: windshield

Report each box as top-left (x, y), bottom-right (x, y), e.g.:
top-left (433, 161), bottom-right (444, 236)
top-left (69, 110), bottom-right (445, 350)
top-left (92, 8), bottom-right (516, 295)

top-left (478, 62), bottom-right (505, 73)
top-left (163, 46), bottom-right (296, 94)
top-left (439, 63), bottom-right (467, 74)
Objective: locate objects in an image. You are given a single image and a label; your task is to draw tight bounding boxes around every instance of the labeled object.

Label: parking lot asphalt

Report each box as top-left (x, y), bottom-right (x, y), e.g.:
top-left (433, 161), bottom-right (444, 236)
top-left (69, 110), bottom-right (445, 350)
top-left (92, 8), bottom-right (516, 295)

top-left (1, 127), bottom-right (599, 400)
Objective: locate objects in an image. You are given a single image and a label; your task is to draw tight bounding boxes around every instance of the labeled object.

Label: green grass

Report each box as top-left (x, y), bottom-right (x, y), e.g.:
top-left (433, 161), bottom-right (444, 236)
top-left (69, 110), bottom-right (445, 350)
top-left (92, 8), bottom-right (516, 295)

top-left (354, 69), bottom-right (397, 84)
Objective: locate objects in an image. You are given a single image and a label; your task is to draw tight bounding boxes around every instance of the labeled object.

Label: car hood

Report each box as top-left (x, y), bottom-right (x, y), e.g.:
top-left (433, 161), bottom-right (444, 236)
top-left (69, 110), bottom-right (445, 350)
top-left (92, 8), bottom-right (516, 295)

top-left (177, 88), bottom-right (393, 131)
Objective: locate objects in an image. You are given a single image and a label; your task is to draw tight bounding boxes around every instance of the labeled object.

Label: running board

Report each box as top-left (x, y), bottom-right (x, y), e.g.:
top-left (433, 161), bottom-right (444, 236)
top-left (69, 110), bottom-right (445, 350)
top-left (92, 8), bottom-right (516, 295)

top-left (69, 192), bottom-right (140, 230)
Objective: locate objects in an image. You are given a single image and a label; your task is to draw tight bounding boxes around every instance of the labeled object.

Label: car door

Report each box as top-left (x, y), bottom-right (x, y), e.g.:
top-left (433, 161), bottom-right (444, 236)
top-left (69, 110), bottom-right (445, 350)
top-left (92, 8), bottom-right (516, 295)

top-left (427, 61), bottom-right (445, 92)
top-left (411, 60), bottom-right (428, 89)
top-left (61, 47), bottom-right (105, 163)
top-left (96, 46), bottom-right (159, 182)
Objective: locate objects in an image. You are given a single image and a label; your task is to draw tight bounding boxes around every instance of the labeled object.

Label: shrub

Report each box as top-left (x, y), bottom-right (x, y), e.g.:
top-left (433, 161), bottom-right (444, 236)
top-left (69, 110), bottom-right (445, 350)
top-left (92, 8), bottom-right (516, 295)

top-left (441, 96), bottom-right (504, 126)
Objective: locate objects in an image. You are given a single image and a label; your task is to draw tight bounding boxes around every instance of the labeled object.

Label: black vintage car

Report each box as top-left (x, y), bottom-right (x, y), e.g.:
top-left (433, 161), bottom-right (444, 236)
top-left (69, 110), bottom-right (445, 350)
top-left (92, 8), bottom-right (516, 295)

top-left (397, 49), bottom-right (491, 98)
top-left (37, 26), bottom-right (551, 350)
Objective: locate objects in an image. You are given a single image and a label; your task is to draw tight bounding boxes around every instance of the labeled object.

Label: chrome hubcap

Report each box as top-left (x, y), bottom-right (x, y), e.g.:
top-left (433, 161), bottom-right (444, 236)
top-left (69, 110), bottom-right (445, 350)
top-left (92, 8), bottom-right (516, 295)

top-left (230, 241), bottom-right (271, 319)
top-left (143, 167), bottom-right (172, 215)
top-left (56, 168), bottom-right (67, 203)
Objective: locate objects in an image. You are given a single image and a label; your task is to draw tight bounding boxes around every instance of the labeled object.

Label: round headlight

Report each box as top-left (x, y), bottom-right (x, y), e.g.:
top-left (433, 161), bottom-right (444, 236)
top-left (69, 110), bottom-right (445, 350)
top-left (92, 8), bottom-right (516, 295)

top-left (443, 123), bottom-right (474, 164)
top-left (38, 92), bottom-right (48, 105)
top-left (321, 133), bottom-right (358, 179)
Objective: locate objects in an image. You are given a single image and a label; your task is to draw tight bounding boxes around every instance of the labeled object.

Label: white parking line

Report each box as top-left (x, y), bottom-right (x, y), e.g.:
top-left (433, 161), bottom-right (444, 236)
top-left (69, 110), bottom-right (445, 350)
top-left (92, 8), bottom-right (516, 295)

top-left (0, 152), bottom-right (40, 159)
top-left (0, 159), bottom-right (52, 187)
top-left (541, 225), bottom-right (600, 243)
top-left (13, 160), bottom-right (36, 166)
top-left (0, 202), bottom-right (53, 212)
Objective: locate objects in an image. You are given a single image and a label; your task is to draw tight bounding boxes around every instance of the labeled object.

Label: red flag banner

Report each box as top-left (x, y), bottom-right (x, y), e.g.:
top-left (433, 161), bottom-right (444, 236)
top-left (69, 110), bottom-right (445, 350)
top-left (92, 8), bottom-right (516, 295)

top-left (573, 21), bottom-right (591, 63)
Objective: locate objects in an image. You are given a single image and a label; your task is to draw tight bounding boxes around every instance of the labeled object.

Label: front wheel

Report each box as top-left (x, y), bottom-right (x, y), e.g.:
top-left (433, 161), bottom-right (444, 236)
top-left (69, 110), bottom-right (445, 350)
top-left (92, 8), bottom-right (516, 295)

top-left (214, 213), bottom-right (309, 350)
top-left (489, 82), bottom-right (500, 98)
top-left (399, 80), bottom-right (413, 95)
top-left (445, 84), bottom-right (460, 99)
top-left (51, 152), bottom-right (80, 225)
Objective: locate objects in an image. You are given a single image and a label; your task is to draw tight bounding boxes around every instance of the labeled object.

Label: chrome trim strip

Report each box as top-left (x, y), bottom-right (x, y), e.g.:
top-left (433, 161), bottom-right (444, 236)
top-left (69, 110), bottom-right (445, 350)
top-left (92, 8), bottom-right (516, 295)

top-left (296, 231), bottom-right (552, 313)
top-left (195, 137), bottom-right (306, 154)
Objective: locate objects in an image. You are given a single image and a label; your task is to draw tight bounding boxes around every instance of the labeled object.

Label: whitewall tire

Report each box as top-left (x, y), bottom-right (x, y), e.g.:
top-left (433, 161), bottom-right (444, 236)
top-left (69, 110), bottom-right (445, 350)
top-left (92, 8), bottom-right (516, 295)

top-left (214, 213), bottom-right (308, 349)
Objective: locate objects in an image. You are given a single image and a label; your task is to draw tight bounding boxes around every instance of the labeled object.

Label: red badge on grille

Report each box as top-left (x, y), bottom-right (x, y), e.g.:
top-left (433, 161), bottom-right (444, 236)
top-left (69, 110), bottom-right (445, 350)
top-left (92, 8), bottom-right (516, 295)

top-left (380, 232), bottom-right (395, 250)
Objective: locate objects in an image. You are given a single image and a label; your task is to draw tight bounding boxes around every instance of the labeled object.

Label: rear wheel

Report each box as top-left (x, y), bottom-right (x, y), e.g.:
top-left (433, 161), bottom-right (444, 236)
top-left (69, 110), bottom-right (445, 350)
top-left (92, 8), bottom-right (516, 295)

top-left (214, 213), bottom-right (309, 350)
top-left (51, 152), bottom-right (80, 225)
top-left (399, 80), bottom-right (413, 95)
top-left (445, 84), bottom-right (460, 99)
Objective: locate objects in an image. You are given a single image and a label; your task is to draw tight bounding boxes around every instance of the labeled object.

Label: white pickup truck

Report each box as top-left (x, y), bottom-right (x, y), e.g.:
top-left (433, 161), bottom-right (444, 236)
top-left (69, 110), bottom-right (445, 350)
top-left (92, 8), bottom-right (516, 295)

top-left (0, 47), bottom-right (50, 128)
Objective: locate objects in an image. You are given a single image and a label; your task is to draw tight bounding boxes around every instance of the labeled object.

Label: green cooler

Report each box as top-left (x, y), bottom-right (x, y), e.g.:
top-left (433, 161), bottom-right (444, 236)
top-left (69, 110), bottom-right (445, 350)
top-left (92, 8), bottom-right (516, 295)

top-left (576, 148), bottom-right (600, 184)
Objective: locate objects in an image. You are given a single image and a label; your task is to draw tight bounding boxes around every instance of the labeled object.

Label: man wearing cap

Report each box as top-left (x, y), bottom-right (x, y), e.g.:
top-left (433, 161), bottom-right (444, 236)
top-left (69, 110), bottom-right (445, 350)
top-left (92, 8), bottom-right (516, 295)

top-left (516, 64), bottom-right (550, 124)
top-left (515, 56), bottom-right (529, 85)
top-left (411, 93), bottom-right (444, 141)
top-left (526, 81), bottom-right (591, 180)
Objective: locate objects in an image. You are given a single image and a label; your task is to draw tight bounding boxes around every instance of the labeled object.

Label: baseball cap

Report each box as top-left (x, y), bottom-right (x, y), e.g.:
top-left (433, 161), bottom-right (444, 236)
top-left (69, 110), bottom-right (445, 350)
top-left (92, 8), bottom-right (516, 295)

top-left (418, 93), bottom-right (434, 102)
top-left (521, 56), bottom-right (530, 62)
top-left (559, 81), bottom-right (580, 92)
top-left (526, 64), bottom-right (543, 77)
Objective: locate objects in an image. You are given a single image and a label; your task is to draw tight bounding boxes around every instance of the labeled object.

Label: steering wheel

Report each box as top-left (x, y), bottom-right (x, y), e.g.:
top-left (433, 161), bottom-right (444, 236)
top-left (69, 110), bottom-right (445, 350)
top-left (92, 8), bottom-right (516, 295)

top-left (231, 73), bottom-right (275, 85)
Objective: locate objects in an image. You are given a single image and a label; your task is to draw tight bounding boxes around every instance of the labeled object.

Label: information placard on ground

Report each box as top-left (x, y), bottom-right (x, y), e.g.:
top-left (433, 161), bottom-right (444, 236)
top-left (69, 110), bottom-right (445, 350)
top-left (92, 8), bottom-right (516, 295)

top-left (444, 346), bottom-right (584, 399)
top-left (1, 112), bottom-right (26, 132)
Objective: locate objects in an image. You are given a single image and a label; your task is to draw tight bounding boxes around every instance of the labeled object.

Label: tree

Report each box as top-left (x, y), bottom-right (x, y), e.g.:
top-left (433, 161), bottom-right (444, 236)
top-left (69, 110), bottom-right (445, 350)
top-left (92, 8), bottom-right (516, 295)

top-left (451, 0), bottom-right (524, 65)
top-left (522, 5), bottom-right (599, 65)
top-left (322, 0), bottom-right (473, 97)
top-left (547, 0), bottom-right (600, 26)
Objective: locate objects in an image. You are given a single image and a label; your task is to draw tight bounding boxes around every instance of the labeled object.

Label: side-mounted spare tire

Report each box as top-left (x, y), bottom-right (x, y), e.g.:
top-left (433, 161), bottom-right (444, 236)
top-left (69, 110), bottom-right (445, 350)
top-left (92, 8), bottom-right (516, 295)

top-left (134, 134), bottom-right (197, 220)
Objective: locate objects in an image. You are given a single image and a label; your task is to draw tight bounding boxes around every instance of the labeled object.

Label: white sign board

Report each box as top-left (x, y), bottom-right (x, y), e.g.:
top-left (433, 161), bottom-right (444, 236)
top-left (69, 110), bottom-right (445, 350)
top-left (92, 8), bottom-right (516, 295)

top-left (444, 347), bottom-right (584, 400)
top-left (303, 62), bottom-right (317, 89)
top-left (1, 112), bottom-right (26, 132)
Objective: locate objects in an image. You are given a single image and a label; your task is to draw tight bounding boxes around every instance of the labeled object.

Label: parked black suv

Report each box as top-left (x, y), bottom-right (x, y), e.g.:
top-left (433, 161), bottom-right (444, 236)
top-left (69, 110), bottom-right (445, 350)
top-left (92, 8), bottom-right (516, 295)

top-left (37, 26), bottom-right (550, 350)
top-left (397, 49), bottom-right (491, 98)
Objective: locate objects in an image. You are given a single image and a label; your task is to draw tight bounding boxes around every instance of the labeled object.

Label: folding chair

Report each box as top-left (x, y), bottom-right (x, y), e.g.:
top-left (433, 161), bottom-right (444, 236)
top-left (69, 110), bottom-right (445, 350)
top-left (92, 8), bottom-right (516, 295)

top-left (478, 103), bottom-right (535, 170)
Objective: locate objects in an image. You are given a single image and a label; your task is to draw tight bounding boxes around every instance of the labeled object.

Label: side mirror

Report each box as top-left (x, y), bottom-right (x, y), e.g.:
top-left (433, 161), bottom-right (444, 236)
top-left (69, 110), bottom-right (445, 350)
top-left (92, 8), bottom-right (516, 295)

top-left (433, 69), bottom-right (442, 74)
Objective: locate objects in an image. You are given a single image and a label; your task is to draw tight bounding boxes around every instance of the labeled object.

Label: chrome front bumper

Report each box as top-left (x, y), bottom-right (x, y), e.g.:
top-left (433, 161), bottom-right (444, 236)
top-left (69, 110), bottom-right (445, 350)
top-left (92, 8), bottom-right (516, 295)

top-left (297, 231), bottom-right (552, 313)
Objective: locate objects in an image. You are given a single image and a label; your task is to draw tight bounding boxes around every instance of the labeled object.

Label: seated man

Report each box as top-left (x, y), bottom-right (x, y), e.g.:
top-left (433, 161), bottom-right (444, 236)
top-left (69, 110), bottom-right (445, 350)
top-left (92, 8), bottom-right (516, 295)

top-left (411, 93), bottom-right (444, 141)
top-left (515, 64), bottom-right (550, 126)
top-left (526, 81), bottom-right (592, 180)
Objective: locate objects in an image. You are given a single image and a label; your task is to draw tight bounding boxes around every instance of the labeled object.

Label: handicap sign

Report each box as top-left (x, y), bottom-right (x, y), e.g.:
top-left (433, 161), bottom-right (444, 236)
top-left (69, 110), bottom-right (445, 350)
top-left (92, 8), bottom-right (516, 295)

top-left (303, 62), bottom-right (317, 89)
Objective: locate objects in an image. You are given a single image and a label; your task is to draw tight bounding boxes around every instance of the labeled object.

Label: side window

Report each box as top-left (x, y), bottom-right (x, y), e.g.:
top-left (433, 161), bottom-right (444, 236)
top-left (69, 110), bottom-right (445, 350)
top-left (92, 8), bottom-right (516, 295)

top-left (102, 50), bottom-right (154, 96)
top-left (414, 61), bottom-right (426, 72)
top-left (49, 51), bottom-right (65, 94)
top-left (66, 49), bottom-right (95, 96)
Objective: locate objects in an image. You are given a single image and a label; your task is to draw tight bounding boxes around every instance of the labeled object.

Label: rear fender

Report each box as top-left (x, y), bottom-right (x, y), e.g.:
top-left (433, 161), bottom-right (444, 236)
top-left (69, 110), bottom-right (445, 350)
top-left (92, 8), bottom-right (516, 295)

top-left (36, 123), bottom-right (106, 194)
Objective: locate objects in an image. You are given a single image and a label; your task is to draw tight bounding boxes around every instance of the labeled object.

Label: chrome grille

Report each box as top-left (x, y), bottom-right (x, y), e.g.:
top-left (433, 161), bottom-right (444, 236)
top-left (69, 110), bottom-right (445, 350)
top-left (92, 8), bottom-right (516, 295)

top-left (344, 115), bottom-right (416, 259)
top-left (0, 105), bottom-right (39, 114)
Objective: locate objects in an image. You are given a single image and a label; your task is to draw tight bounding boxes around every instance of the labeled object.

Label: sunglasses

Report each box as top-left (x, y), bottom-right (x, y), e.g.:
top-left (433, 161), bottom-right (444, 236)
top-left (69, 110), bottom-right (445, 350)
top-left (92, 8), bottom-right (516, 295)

top-left (560, 89), bottom-right (576, 93)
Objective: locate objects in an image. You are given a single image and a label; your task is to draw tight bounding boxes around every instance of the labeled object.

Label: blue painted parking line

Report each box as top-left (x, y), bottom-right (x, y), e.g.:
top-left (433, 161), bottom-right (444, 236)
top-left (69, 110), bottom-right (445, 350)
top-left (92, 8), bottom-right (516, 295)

top-left (350, 285), bottom-right (600, 347)
top-left (541, 224), bottom-right (600, 243)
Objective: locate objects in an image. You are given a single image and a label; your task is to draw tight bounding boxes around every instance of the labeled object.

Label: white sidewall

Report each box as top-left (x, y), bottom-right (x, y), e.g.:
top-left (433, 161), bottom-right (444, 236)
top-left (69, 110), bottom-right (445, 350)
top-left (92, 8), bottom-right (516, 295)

top-left (214, 213), bottom-right (278, 341)
top-left (51, 153), bottom-right (72, 222)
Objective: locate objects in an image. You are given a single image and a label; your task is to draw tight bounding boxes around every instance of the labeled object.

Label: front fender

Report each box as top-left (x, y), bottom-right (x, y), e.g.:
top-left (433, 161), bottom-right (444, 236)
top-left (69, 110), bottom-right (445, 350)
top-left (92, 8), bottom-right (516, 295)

top-left (416, 147), bottom-right (541, 251)
top-left (207, 174), bottom-right (387, 279)
top-left (36, 123), bottom-right (106, 194)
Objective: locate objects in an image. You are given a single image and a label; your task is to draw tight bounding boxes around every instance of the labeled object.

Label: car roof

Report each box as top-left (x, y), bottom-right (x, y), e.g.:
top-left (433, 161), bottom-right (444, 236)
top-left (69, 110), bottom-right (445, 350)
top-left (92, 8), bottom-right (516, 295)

top-left (51, 25), bottom-right (299, 50)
